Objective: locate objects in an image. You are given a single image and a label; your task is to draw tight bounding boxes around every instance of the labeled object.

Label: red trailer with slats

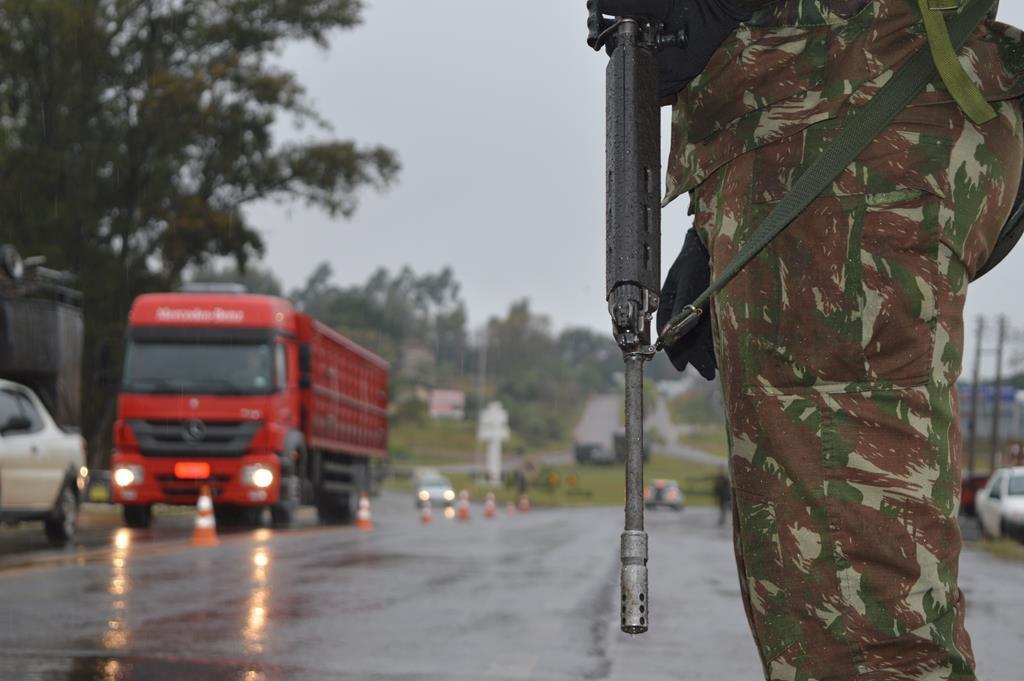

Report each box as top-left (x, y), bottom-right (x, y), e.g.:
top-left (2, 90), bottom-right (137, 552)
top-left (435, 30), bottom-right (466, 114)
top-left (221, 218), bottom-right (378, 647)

top-left (112, 291), bottom-right (389, 528)
top-left (296, 313), bottom-right (388, 460)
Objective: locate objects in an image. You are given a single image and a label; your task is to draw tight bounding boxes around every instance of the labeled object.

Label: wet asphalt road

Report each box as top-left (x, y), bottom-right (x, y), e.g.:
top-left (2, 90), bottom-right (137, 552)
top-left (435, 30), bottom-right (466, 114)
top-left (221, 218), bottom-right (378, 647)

top-left (0, 495), bottom-right (1020, 681)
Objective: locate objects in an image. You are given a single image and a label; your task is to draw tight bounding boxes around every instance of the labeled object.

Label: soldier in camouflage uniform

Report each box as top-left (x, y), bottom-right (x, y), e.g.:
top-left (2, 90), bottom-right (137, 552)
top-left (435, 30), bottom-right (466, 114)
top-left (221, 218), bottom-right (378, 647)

top-left (662, 0), bottom-right (1024, 678)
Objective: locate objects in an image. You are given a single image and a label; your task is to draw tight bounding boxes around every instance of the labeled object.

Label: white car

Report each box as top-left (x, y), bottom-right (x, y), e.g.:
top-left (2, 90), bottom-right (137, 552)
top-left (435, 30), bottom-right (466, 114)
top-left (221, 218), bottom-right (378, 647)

top-left (413, 473), bottom-right (456, 508)
top-left (975, 466), bottom-right (1024, 541)
top-left (0, 379), bottom-right (87, 543)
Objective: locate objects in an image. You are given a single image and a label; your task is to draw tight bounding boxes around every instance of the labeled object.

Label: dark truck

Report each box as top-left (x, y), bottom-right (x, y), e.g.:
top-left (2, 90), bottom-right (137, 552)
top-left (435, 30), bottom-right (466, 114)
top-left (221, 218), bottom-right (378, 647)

top-left (0, 246), bottom-right (83, 429)
top-left (574, 442), bottom-right (615, 465)
top-left (575, 430), bottom-right (652, 465)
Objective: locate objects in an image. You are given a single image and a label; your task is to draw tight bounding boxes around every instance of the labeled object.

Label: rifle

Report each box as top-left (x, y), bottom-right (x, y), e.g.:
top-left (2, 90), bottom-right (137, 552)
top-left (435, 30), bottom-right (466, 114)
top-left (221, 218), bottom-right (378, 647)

top-left (587, 1), bottom-right (685, 635)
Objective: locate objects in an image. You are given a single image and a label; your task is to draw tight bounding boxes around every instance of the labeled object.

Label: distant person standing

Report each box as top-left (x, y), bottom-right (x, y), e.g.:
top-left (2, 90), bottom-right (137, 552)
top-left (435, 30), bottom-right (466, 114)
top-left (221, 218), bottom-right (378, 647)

top-left (515, 470), bottom-right (527, 498)
top-left (713, 467), bottom-right (730, 527)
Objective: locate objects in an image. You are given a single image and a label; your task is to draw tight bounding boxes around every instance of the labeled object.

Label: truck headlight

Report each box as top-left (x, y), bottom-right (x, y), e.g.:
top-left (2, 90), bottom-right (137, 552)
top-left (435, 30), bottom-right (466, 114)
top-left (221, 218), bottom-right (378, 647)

top-left (242, 464), bottom-right (275, 489)
top-left (418, 490), bottom-right (430, 501)
top-left (443, 490), bottom-right (455, 502)
top-left (113, 466), bottom-right (143, 487)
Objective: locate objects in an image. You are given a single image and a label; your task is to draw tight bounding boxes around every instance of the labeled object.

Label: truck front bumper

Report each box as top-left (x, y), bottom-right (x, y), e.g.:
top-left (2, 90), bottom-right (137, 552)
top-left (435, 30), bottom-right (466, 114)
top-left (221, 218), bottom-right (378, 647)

top-left (111, 453), bottom-right (280, 506)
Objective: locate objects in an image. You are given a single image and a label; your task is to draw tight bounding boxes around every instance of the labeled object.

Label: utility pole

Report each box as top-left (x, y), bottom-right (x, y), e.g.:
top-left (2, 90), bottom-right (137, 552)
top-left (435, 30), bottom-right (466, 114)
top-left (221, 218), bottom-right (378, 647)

top-left (476, 325), bottom-right (488, 413)
top-left (476, 325), bottom-right (489, 470)
top-left (990, 315), bottom-right (1007, 472)
top-left (967, 317), bottom-right (985, 475)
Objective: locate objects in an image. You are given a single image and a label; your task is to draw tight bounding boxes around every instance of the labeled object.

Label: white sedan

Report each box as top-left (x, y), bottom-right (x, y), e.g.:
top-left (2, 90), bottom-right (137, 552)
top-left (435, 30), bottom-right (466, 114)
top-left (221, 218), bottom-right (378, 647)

top-left (0, 379), bottom-right (87, 543)
top-left (975, 466), bottom-right (1024, 541)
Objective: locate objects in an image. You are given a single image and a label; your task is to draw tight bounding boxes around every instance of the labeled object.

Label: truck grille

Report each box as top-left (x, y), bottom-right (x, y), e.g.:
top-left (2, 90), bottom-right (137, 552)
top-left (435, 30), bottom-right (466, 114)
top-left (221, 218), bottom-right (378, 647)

top-left (154, 473), bottom-right (232, 498)
top-left (129, 419), bottom-right (260, 457)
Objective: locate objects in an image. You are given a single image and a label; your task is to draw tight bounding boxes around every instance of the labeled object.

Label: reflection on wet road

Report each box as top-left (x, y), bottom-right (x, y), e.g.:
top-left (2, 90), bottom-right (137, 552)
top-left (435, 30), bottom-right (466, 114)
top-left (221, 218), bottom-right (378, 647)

top-left (0, 494), bottom-right (1019, 680)
top-left (244, 542), bottom-right (271, 656)
top-left (103, 529), bottom-right (131, 654)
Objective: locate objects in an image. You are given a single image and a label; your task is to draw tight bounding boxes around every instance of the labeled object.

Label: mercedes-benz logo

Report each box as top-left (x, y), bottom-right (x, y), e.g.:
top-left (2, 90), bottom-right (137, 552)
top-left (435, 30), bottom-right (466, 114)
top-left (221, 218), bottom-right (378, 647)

top-left (182, 419), bottom-right (206, 443)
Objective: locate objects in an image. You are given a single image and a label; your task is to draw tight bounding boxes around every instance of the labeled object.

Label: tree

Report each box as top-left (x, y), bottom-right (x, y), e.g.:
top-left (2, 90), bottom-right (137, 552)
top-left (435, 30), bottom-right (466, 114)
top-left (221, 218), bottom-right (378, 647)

top-left (486, 300), bottom-right (558, 380)
top-left (556, 327), bottom-right (621, 392)
top-left (291, 263), bottom-right (468, 381)
top-left (0, 0), bottom-right (399, 462)
top-left (187, 263), bottom-right (284, 296)
top-left (483, 301), bottom-right (585, 448)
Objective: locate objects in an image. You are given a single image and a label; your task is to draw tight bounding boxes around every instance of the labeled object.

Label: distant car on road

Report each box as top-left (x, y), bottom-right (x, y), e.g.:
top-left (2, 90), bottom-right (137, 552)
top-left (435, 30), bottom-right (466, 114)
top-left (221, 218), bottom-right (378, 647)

top-left (414, 474), bottom-right (455, 508)
top-left (0, 379), bottom-right (87, 543)
top-left (975, 466), bottom-right (1024, 541)
top-left (644, 479), bottom-right (684, 511)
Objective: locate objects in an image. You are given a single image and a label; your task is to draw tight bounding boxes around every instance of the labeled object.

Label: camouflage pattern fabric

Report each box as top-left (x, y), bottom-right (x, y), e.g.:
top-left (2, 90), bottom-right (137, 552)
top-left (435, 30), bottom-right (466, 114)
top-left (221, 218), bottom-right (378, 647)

top-left (666, 1), bottom-right (1024, 679)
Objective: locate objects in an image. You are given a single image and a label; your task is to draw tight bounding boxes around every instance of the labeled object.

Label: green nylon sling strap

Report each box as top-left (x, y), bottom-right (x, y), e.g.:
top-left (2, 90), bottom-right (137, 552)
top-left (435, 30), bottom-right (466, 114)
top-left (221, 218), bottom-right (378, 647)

top-left (656, 0), bottom-right (996, 351)
top-left (920, 0), bottom-right (997, 124)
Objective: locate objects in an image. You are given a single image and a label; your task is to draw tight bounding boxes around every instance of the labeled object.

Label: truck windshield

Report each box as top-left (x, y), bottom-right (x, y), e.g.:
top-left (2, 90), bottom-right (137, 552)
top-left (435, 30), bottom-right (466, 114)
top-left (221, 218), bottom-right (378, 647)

top-left (122, 341), bottom-right (274, 395)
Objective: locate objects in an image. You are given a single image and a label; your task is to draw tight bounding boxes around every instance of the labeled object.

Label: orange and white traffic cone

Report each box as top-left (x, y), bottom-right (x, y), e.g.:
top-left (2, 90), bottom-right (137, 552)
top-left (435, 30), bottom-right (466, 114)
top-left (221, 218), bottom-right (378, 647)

top-left (420, 500), bottom-right (433, 525)
top-left (484, 492), bottom-right (497, 519)
top-left (356, 492), bottom-right (373, 530)
top-left (518, 494), bottom-right (530, 513)
top-left (506, 502), bottom-right (517, 517)
top-left (457, 490), bottom-right (471, 521)
top-left (192, 485), bottom-right (219, 547)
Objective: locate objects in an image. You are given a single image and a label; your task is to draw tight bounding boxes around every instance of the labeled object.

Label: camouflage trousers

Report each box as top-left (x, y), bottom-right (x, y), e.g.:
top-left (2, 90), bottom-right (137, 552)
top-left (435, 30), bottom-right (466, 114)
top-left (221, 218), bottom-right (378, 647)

top-left (693, 98), bottom-right (1023, 680)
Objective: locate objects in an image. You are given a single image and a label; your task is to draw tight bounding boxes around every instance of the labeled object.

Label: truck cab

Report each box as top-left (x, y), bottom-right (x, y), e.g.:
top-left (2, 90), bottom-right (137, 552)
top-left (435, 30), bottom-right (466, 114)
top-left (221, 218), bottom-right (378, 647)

top-left (112, 292), bottom-right (300, 527)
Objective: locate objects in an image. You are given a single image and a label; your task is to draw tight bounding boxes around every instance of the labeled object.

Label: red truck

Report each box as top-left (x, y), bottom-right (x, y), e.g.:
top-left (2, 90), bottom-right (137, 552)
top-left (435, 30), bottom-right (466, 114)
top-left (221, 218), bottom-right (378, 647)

top-left (111, 289), bottom-right (388, 528)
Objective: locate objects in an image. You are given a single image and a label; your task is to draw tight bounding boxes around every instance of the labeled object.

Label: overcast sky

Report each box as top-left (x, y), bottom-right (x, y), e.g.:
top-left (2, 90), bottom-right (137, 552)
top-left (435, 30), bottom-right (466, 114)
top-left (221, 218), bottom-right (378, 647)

top-left (249, 1), bottom-right (1024, 379)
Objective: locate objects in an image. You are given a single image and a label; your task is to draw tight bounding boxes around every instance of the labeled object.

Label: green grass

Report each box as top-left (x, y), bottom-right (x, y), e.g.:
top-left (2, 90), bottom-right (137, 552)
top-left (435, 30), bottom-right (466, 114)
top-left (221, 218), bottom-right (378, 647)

top-left (390, 420), bottom-right (478, 459)
top-left (974, 538), bottom-right (1024, 562)
top-left (679, 429), bottom-right (729, 459)
top-left (383, 476), bottom-right (416, 494)
top-left (387, 454), bottom-right (720, 508)
top-left (389, 397), bottom-right (588, 466)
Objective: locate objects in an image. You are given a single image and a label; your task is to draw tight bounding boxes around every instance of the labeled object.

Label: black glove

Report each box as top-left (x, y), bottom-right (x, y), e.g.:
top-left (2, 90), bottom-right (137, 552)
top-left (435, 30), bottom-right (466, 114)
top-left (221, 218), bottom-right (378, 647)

top-left (657, 229), bottom-right (717, 380)
top-left (592, 0), bottom-right (753, 100)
